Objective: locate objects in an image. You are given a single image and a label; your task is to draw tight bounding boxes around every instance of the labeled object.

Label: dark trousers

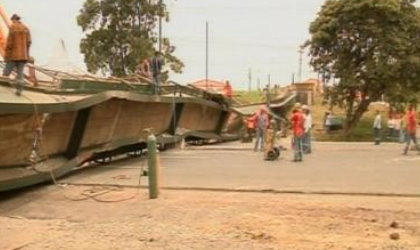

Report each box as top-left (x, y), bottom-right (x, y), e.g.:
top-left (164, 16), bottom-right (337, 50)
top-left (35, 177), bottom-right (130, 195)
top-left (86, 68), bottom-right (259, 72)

top-left (373, 128), bottom-right (381, 145)
top-left (152, 74), bottom-right (161, 95)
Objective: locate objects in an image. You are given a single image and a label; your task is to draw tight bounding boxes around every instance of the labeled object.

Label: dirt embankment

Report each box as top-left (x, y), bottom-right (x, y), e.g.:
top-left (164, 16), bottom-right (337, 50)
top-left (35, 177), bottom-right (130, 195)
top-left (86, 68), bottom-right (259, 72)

top-left (1, 187), bottom-right (419, 250)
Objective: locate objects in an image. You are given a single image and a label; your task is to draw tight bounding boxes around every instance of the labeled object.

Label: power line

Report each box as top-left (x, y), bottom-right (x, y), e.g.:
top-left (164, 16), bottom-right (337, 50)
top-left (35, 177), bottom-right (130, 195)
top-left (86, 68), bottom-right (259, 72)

top-left (167, 36), bottom-right (300, 49)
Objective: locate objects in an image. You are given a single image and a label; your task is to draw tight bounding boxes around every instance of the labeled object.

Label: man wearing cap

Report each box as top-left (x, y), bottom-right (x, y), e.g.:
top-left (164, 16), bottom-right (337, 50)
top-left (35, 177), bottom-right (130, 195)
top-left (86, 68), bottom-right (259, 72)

top-left (254, 106), bottom-right (269, 152)
top-left (302, 105), bottom-right (312, 154)
top-left (290, 105), bottom-right (305, 162)
top-left (3, 14), bottom-right (31, 95)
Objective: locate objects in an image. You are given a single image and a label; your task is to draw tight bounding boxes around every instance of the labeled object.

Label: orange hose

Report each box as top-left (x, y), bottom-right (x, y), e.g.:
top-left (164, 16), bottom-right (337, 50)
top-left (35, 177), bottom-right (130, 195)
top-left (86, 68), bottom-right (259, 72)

top-left (0, 5), bottom-right (9, 58)
top-left (0, 5), bottom-right (11, 27)
top-left (0, 26), bottom-right (6, 57)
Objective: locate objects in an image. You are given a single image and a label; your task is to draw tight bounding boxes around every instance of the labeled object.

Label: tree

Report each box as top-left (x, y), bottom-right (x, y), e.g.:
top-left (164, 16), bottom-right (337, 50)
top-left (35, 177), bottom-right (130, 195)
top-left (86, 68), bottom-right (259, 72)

top-left (305, 0), bottom-right (420, 135)
top-left (77, 0), bottom-right (184, 77)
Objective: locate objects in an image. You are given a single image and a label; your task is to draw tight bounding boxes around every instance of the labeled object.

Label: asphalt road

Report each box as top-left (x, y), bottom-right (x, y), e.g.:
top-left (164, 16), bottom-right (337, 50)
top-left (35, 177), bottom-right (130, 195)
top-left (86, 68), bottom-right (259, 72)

top-left (61, 141), bottom-right (420, 196)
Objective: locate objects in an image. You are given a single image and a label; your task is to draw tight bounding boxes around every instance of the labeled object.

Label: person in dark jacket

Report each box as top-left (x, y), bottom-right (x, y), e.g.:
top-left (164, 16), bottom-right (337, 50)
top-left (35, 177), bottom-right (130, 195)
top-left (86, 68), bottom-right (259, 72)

top-left (150, 52), bottom-right (164, 95)
top-left (3, 14), bottom-right (31, 96)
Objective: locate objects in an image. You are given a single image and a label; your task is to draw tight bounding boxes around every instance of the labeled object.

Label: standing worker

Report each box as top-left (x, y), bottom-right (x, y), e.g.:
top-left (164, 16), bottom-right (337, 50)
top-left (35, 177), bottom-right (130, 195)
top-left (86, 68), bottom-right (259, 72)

top-left (291, 106), bottom-right (305, 162)
top-left (137, 58), bottom-right (152, 79)
top-left (399, 113), bottom-right (407, 143)
top-left (254, 106), bottom-right (269, 152)
top-left (264, 119), bottom-right (279, 160)
top-left (324, 111), bottom-right (333, 133)
top-left (373, 110), bottom-right (382, 145)
top-left (150, 52), bottom-right (164, 95)
top-left (224, 80), bottom-right (233, 98)
top-left (246, 114), bottom-right (256, 141)
top-left (3, 14), bottom-right (31, 96)
top-left (403, 105), bottom-right (420, 155)
top-left (302, 105), bottom-right (312, 154)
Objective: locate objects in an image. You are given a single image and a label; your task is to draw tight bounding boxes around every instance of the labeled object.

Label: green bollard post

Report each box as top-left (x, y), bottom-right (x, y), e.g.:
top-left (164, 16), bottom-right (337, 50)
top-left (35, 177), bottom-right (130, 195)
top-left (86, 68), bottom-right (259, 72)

top-left (147, 133), bottom-right (159, 199)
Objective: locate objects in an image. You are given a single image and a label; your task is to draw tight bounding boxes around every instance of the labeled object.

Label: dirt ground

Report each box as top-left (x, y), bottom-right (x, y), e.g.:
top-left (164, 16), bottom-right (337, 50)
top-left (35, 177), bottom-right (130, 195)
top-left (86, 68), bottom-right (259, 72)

top-left (1, 186), bottom-right (419, 250)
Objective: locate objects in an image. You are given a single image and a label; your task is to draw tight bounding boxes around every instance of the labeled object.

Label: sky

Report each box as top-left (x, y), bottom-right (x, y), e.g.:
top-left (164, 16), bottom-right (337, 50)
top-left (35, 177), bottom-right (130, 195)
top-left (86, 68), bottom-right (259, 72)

top-left (2, 0), bottom-right (326, 90)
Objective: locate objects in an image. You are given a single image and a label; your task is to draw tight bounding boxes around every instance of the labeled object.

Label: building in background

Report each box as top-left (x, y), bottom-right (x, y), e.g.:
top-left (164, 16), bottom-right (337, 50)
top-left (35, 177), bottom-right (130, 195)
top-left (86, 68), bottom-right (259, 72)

top-left (192, 79), bottom-right (230, 95)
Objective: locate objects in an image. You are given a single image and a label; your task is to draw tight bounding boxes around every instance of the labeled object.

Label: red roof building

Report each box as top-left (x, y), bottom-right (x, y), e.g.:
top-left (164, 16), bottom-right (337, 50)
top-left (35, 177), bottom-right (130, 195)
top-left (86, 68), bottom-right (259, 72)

top-left (191, 79), bottom-right (227, 95)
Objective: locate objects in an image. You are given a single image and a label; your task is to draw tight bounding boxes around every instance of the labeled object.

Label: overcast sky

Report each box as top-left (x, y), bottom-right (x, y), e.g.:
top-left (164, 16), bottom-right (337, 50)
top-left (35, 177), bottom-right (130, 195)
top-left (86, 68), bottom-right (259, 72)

top-left (3, 0), bottom-right (326, 89)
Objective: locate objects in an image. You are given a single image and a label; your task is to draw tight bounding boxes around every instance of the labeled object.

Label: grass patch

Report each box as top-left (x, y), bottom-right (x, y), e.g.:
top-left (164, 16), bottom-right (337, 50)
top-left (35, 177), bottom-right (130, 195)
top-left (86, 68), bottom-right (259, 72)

top-left (234, 90), bottom-right (265, 105)
top-left (310, 96), bottom-right (390, 142)
top-left (315, 117), bottom-right (375, 142)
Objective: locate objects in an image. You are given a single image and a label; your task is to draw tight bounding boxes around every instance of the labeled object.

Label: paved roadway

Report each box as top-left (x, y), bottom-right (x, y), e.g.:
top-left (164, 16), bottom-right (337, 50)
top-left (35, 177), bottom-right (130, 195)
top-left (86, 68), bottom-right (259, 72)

top-left (62, 141), bottom-right (420, 196)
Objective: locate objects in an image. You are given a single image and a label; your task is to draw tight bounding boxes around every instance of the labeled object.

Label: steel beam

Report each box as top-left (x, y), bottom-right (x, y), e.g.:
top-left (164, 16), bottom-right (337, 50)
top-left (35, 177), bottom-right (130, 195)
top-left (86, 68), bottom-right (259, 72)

top-left (65, 107), bottom-right (92, 159)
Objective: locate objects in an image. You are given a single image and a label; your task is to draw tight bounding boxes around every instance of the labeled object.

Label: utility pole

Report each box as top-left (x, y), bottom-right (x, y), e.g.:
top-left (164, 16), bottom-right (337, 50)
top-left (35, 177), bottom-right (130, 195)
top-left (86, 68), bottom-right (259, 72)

top-left (298, 47), bottom-right (303, 82)
top-left (248, 68), bottom-right (252, 92)
top-left (205, 21), bottom-right (209, 90)
top-left (266, 74), bottom-right (271, 105)
top-left (158, 0), bottom-right (163, 53)
top-left (257, 78), bottom-right (261, 91)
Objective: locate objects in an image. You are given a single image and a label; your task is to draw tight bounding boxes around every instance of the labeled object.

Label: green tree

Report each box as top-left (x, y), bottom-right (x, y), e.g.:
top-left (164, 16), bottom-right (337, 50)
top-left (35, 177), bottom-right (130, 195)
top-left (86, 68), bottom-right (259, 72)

top-left (305, 0), bottom-right (420, 135)
top-left (77, 0), bottom-right (184, 77)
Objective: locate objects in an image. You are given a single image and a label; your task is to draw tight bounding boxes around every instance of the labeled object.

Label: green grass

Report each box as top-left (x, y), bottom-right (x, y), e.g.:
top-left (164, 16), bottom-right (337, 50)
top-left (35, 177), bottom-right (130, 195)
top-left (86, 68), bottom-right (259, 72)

top-left (234, 90), bottom-right (265, 105)
top-left (315, 117), bottom-right (375, 142)
top-left (310, 96), bottom-right (390, 142)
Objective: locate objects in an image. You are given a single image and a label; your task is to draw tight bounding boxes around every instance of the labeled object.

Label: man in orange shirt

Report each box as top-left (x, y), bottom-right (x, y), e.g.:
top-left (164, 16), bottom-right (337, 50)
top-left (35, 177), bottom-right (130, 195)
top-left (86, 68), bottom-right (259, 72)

top-left (224, 81), bottom-right (233, 98)
top-left (291, 106), bottom-right (305, 162)
top-left (403, 105), bottom-right (420, 155)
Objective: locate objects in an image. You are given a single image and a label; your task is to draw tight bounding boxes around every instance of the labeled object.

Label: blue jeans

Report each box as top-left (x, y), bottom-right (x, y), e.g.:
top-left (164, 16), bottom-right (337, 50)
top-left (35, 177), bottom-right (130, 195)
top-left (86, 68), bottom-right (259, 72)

top-left (254, 128), bottom-right (265, 152)
top-left (403, 132), bottom-right (420, 154)
top-left (293, 135), bottom-right (303, 161)
top-left (303, 129), bottom-right (312, 153)
top-left (399, 130), bottom-right (406, 143)
top-left (3, 61), bottom-right (26, 91)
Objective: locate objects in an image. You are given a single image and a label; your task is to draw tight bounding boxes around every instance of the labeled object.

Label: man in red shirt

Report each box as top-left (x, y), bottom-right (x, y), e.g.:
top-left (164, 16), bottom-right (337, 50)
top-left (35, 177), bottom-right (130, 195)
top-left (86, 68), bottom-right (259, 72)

top-left (403, 105), bottom-right (420, 155)
top-left (290, 107), bottom-right (305, 161)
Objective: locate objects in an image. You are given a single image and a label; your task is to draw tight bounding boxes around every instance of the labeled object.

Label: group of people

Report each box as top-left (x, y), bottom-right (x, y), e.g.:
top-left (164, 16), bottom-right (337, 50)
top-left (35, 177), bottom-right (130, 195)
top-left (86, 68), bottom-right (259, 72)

top-left (373, 105), bottom-right (420, 155)
top-left (290, 104), bottom-right (312, 161)
top-left (137, 52), bottom-right (164, 95)
top-left (247, 103), bottom-right (312, 162)
top-left (385, 113), bottom-right (404, 141)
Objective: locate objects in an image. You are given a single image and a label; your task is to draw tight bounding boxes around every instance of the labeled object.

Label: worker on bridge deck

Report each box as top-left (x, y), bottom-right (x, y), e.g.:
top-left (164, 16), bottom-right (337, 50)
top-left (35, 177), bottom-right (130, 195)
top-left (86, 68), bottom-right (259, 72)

top-left (3, 14), bottom-right (31, 96)
top-left (150, 52), bottom-right (164, 95)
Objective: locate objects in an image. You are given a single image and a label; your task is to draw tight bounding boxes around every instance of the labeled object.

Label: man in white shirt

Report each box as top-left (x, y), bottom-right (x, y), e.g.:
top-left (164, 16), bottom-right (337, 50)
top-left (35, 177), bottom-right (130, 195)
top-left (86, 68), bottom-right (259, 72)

top-left (302, 105), bottom-right (313, 154)
top-left (373, 110), bottom-right (382, 145)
